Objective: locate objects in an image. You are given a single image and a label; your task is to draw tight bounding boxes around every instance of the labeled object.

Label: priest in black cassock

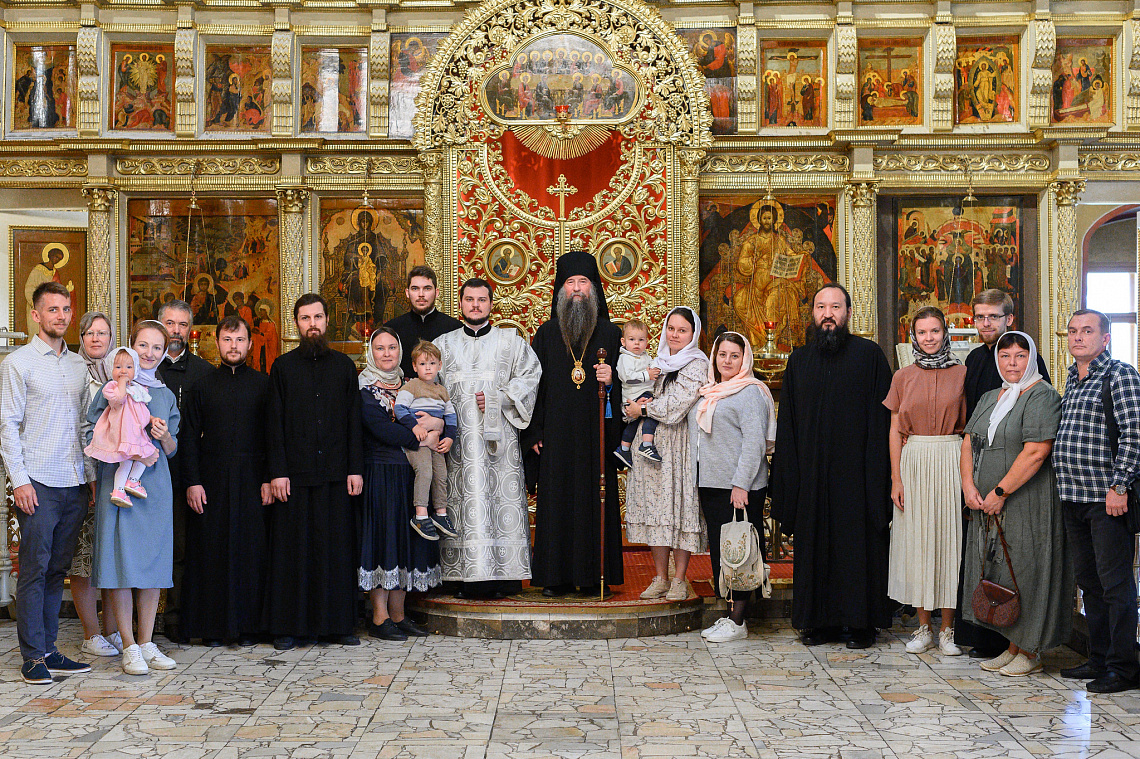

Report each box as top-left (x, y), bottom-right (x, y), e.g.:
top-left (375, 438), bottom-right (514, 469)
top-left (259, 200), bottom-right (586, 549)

top-left (770, 283), bottom-right (893, 650)
top-left (265, 294), bottom-right (364, 651)
top-left (524, 251), bottom-right (624, 596)
top-left (384, 265), bottom-right (461, 379)
top-left (180, 315), bottom-right (272, 646)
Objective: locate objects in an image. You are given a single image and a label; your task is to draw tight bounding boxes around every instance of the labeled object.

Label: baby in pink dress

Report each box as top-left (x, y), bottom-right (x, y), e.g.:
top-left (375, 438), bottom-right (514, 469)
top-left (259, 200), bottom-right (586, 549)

top-left (84, 347), bottom-right (159, 508)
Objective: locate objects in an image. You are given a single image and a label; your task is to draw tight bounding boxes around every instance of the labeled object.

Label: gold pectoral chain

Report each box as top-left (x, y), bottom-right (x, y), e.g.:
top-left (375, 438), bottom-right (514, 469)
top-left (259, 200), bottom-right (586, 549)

top-left (570, 345), bottom-right (587, 388)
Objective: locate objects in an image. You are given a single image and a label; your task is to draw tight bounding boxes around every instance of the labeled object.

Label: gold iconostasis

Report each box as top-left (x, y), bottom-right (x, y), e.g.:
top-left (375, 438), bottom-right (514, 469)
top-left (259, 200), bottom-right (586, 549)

top-left (0, 0), bottom-right (1139, 389)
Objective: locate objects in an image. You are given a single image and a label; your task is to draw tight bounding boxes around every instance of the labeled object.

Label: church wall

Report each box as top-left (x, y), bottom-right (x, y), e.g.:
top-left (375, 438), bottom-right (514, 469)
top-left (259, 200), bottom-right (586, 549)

top-left (0, 0), bottom-right (1133, 388)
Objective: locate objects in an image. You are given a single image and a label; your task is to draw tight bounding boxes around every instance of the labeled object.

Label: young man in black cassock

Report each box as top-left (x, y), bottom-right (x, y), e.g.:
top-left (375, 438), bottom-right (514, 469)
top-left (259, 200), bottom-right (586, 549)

top-left (266, 294), bottom-right (364, 651)
top-left (180, 316), bottom-right (272, 646)
top-left (524, 251), bottom-right (624, 597)
top-left (156, 300), bottom-right (213, 644)
top-left (385, 265), bottom-right (461, 378)
top-left (957, 289), bottom-right (1051, 658)
top-left (770, 283), bottom-right (893, 650)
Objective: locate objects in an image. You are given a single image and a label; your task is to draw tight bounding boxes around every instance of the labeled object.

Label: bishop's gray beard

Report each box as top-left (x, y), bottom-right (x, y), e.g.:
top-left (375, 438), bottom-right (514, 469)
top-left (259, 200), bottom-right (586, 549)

top-left (298, 330), bottom-right (331, 358)
top-left (556, 288), bottom-right (598, 355)
top-left (807, 320), bottom-right (850, 355)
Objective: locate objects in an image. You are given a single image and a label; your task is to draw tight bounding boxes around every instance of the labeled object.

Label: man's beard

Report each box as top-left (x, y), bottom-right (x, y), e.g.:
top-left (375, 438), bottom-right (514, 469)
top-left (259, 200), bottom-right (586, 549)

top-left (411, 300), bottom-right (433, 316)
top-left (40, 322), bottom-right (68, 340)
top-left (556, 287), bottom-right (598, 354)
top-left (168, 336), bottom-right (185, 354)
top-left (464, 312), bottom-right (489, 327)
top-left (298, 329), bottom-right (330, 357)
top-left (807, 318), bottom-right (850, 354)
top-left (220, 352), bottom-right (247, 367)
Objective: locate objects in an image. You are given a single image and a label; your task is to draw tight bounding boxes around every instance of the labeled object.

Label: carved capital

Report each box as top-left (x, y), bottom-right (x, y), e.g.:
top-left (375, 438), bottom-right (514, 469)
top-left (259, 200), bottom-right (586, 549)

top-left (1050, 179), bottom-right (1086, 206)
top-left (276, 187), bottom-right (308, 214)
top-left (419, 152), bottom-right (444, 182)
top-left (82, 186), bottom-right (116, 212)
top-left (849, 182), bottom-right (878, 208)
top-left (679, 149), bottom-right (705, 180)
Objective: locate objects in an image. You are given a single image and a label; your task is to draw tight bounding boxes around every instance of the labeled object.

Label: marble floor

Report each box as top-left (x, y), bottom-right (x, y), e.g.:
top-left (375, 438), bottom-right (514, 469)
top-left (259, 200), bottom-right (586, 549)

top-left (2, 617), bottom-right (1140, 758)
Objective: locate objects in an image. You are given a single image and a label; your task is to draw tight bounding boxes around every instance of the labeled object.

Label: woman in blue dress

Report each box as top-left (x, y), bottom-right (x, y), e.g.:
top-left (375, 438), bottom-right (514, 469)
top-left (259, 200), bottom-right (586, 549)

top-left (88, 320), bottom-right (179, 676)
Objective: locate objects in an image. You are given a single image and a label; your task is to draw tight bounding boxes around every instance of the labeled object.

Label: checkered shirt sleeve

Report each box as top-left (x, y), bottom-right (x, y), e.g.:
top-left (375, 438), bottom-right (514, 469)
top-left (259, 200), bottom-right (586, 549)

top-left (1054, 351), bottom-right (1140, 503)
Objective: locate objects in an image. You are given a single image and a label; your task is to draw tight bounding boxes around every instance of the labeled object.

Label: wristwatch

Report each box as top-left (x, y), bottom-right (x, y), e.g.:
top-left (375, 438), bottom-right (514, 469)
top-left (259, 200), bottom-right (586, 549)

top-left (994, 486), bottom-right (1007, 497)
top-left (1113, 484), bottom-right (1129, 496)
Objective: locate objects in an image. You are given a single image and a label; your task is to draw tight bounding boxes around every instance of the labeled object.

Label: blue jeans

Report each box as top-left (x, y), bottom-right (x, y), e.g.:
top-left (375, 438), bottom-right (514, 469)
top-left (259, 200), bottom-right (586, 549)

top-left (15, 480), bottom-right (88, 660)
top-left (621, 392), bottom-right (658, 447)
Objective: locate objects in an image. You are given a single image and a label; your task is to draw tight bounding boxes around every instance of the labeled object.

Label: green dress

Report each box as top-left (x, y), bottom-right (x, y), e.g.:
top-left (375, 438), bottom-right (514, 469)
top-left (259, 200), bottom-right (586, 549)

top-left (961, 381), bottom-right (1072, 654)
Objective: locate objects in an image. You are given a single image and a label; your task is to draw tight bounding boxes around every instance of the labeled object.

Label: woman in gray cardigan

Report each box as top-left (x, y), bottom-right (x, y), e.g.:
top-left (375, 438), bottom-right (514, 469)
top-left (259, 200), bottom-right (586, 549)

top-left (692, 331), bottom-right (776, 643)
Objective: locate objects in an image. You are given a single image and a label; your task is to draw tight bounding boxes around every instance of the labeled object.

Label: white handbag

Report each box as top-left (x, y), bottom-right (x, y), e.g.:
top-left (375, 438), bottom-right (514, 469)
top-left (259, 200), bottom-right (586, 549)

top-left (719, 508), bottom-right (772, 601)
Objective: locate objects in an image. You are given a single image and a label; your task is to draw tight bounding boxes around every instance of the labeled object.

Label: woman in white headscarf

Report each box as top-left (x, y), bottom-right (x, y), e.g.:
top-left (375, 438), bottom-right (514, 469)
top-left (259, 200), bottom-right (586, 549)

top-left (624, 306), bottom-right (710, 602)
top-left (959, 331), bottom-right (1070, 677)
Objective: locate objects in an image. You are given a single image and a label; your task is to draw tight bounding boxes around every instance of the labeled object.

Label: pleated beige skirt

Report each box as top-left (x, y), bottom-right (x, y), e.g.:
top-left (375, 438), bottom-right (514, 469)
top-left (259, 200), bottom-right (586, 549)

top-left (888, 434), bottom-right (963, 610)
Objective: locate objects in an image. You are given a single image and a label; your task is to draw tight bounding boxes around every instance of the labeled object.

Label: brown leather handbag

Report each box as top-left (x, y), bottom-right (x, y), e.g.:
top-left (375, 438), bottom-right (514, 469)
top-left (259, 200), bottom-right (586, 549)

top-left (971, 516), bottom-right (1021, 628)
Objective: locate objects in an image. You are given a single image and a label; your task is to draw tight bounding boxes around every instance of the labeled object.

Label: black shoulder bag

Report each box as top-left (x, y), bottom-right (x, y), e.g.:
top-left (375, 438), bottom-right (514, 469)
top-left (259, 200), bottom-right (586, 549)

top-left (1100, 368), bottom-right (1140, 534)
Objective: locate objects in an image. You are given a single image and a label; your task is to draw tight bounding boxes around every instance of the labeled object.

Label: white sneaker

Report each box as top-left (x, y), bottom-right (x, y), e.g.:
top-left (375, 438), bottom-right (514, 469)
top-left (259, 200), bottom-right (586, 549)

top-left (121, 644), bottom-right (148, 676)
top-left (81, 634), bottom-right (120, 657)
top-left (701, 617), bottom-right (734, 639)
top-left (707, 619), bottom-right (748, 643)
top-left (139, 642), bottom-right (176, 670)
top-left (665, 578), bottom-right (690, 601)
top-left (999, 652), bottom-right (1043, 677)
top-left (979, 649), bottom-right (1017, 672)
top-left (905, 624), bottom-right (934, 654)
top-left (107, 631), bottom-right (124, 653)
top-left (938, 628), bottom-right (962, 656)
top-left (640, 576), bottom-right (669, 600)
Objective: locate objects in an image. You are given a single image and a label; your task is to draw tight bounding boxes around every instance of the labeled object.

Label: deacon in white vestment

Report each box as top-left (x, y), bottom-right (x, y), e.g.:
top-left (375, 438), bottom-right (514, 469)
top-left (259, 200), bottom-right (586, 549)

top-left (434, 278), bottom-right (541, 595)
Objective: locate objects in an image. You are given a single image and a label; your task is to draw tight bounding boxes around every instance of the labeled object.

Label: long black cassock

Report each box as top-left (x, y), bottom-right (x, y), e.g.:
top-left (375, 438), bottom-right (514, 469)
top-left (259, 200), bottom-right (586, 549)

top-left (770, 334), bottom-right (894, 632)
top-left (265, 347), bottom-right (363, 638)
top-left (524, 251), bottom-right (625, 589)
top-left (180, 363), bottom-right (271, 642)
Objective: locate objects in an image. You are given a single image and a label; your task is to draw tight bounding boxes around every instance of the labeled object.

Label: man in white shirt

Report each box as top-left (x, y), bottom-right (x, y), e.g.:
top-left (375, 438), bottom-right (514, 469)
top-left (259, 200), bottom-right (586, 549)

top-left (0, 281), bottom-right (92, 683)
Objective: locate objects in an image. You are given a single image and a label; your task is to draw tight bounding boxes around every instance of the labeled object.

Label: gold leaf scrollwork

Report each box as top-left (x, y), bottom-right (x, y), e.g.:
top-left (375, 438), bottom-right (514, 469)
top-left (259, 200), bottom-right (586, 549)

top-left (873, 154), bottom-right (1051, 173)
top-left (1080, 153), bottom-right (1140, 172)
top-left (117, 157), bottom-right (280, 176)
top-left (305, 157), bottom-right (423, 175)
top-left (0, 159), bottom-right (88, 177)
top-left (705, 155), bottom-right (850, 173)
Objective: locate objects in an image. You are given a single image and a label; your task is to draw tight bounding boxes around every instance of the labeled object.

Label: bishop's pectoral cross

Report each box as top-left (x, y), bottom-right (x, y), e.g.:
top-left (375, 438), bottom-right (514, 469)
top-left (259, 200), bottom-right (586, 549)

top-left (547, 174), bottom-right (578, 220)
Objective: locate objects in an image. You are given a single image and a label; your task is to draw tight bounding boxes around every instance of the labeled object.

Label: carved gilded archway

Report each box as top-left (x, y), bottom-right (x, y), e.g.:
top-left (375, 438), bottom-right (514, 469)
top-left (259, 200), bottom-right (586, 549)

top-left (414, 0), bottom-right (712, 335)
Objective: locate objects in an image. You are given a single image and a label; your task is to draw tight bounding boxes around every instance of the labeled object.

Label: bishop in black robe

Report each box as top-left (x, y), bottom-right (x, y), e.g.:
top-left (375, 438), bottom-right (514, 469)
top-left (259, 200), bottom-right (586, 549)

top-left (180, 361), bottom-right (271, 643)
top-left (770, 327), bottom-right (893, 641)
top-left (523, 251), bottom-right (624, 594)
top-left (265, 339), bottom-right (363, 643)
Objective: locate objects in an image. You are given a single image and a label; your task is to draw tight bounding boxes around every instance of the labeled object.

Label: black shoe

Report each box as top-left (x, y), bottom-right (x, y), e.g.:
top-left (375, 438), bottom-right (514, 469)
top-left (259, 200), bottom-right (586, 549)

top-left (332, 635), bottom-right (360, 646)
top-left (969, 647), bottom-right (1005, 659)
top-left (431, 512), bottom-right (458, 538)
top-left (613, 447), bottom-right (634, 469)
top-left (273, 636), bottom-right (295, 651)
top-left (395, 618), bottom-right (430, 637)
top-left (202, 639), bottom-right (223, 648)
top-left (164, 624), bottom-right (187, 645)
top-left (1086, 672), bottom-right (1139, 694)
top-left (43, 651), bottom-right (92, 676)
top-left (20, 658), bottom-right (52, 685)
top-left (410, 516), bottom-right (440, 541)
top-left (237, 636), bottom-right (259, 647)
top-left (801, 627), bottom-right (840, 646)
top-left (845, 628), bottom-right (876, 649)
top-left (542, 584), bottom-right (574, 598)
top-left (578, 584), bottom-right (611, 598)
top-left (370, 619), bottom-right (408, 641)
top-left (1060, 661), bottom-right (1108, 680)
top-left (297, 637), bottom-right (317, 647)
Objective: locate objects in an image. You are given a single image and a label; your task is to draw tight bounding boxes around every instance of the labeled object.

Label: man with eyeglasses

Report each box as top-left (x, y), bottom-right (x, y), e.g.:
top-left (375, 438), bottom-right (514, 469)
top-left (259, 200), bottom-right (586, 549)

top-left (957, 289), bottom-right (1051, 660)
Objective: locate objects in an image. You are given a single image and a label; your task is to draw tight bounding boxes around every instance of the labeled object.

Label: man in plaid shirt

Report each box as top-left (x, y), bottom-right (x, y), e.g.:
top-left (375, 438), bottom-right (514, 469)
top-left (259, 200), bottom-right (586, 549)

top-left (1055, 309), bottom-right (1140, 694)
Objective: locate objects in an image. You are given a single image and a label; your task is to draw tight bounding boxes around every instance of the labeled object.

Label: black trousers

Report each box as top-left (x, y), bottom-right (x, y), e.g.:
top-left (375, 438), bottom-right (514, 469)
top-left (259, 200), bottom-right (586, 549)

top-left (1064, 500), bottom-right (1139, 680)
top-left (699, 486), bottom-right (767, 600)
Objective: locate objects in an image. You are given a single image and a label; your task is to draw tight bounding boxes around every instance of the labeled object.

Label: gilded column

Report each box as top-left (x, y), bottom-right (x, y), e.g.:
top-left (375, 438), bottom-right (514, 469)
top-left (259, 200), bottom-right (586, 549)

top-left (77, 22), bottom-right (102, 137)
top-left (1028, 18), bottom-right (1056, 128)
top-left (677, 149), bottom-right (704, 307)
top-left (847, 182), bottom-right (878, 337)
top-left (735, 11), bottom-right (757, 134)
top-left (932, 22), bottom-right (956, 131)
top-left (1049, 179), bottom-right (1086, 389)
top-left (421, 151), bottom-right (448, 308)
top-left (369, 14), bottom-right (390, 138)
top-left (82, 186), bottom-right (117, 317)
top-left (174, 19), bottom-right (197, 137)
top-left (276, 187), bottom-right (308, 342)
top-left (271, 24), bottom-right (294, 137)
top-left (834, 24), bottom-right (857, 129)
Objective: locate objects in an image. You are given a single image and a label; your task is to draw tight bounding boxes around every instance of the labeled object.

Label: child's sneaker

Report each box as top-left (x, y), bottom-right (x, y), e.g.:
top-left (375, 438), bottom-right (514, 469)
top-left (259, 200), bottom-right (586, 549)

top-left (613, 447), bottom-right (634, 469)
top-left (124, 479), bottom-right (147, 499)
top-left (431, 512), bottom-right (458, 538)
top-left (636, 443), bottom-right (663, 463)
top-left (110, 489), bottom-right (132, 508)
top-left (410, 516), bottom-right (440, 541)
